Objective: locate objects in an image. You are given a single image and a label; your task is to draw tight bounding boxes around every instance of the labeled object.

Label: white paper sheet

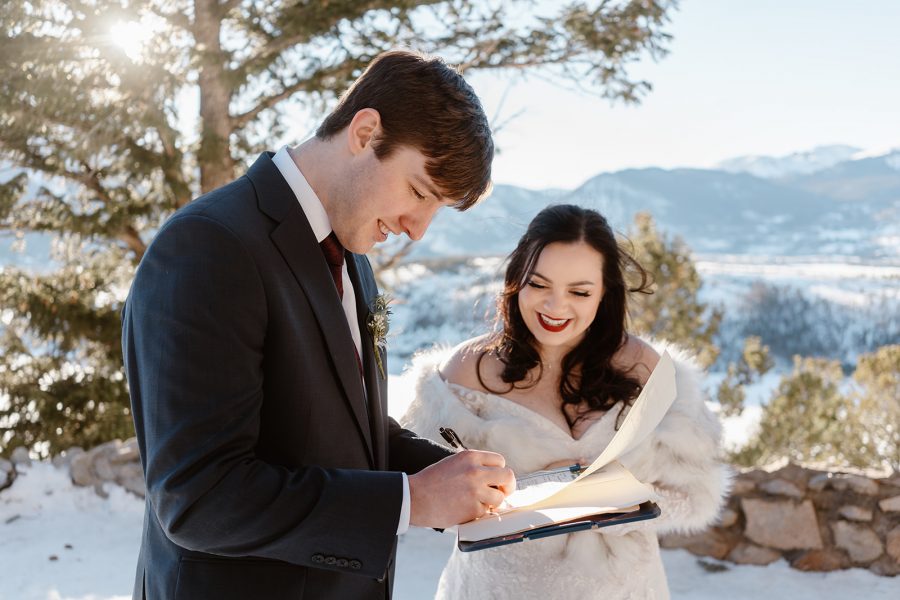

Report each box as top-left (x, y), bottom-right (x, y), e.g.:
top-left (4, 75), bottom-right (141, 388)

top-left (497, 350), bottom-right (677, 510)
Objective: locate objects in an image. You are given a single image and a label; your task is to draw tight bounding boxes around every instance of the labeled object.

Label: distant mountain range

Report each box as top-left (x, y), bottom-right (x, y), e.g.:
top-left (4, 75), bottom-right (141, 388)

top-left (3, 146), bottom-right (899, 269)
top-left (413, 145), bottom-right (900, 260)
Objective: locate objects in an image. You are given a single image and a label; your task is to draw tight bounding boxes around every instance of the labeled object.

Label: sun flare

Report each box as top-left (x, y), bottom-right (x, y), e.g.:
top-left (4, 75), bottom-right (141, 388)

top-left (109, 19), bottom-right (154, 62)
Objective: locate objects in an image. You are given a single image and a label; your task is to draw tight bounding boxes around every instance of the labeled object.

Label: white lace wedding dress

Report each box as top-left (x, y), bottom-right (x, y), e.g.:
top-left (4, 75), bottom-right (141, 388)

top-left (400, 346), bottom-right (730, 600)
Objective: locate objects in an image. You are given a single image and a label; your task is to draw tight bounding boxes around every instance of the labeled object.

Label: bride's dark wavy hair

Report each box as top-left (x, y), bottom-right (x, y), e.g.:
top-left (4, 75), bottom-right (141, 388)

top-left (477, 204), bottom-right (653, 427)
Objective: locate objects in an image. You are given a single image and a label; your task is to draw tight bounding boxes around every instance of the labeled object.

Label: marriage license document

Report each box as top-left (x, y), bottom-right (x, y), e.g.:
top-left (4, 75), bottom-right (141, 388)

top-left (456, 350), bottom-right (678, 550)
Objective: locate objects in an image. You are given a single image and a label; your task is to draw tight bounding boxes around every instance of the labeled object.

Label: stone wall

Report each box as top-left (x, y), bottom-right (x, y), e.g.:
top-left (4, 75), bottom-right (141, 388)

top-left (3, 441), bottom-right (899, 576)
top-left (660, 462), bottom-right (900, 576)
top-left (60, 438), bottom-right (146, 498)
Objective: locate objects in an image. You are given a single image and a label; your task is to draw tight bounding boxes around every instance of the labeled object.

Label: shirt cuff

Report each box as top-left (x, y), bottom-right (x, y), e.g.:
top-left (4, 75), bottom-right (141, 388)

top-left (396, 472), bottom-right (411, 535)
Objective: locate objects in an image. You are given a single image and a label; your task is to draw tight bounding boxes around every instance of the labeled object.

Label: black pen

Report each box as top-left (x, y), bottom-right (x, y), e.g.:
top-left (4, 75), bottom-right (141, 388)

top-left (439, 426), bottom-right (468, 450)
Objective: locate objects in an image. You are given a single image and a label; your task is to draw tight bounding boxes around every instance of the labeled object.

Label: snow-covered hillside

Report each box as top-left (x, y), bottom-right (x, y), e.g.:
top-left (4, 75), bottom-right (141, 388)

top-left (383, 254), bottom-right (900, 372)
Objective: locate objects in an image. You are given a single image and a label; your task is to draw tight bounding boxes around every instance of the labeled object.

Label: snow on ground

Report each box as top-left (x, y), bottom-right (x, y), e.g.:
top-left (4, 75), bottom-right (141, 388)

top-left (0, 462), bottom-right (139, 600)
top-left (3, 462), bottom-right (899, 600)
top-left (2, 372), bottom-right (898, 599)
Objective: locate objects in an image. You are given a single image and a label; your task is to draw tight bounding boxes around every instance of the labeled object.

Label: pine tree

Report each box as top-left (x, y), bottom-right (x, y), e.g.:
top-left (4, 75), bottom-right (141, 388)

top-left (732, 355), bottom-right (876, 469)
top-left (626, 212), bottom-right (721, 367)
top-left (852, 345), bottom-right (900, 471)
top-left (716, 336), bottom-right (773, 418)
top-left (0, 0), bottom-right (678, 456)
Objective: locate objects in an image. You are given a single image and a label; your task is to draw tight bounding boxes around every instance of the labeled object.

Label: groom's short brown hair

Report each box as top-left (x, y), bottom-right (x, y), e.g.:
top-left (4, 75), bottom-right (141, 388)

top-left (316, 50), bottom-right (493, 210)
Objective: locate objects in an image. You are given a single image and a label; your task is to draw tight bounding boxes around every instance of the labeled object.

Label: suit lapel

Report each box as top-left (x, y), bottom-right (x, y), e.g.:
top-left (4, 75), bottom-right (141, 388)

top-left (347, 254), bottom-right (388, 470)
top-left (247, 153), bottom-right (374, 466)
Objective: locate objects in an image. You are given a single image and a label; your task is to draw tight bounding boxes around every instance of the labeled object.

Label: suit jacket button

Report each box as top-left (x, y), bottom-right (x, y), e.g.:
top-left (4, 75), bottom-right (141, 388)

top-left (336, 558), bottom-right (349, 568)
top-left (349, 559), bottom-right (362, 570)
top-left (311, 554), bottom-right (325, 564)
top-left (325, 556), bottom-right (337, 565)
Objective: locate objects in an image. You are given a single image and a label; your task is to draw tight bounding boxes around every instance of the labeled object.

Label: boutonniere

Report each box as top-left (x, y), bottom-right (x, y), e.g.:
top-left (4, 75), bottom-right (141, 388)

top-left (367, 293), bottom-right (392, 379)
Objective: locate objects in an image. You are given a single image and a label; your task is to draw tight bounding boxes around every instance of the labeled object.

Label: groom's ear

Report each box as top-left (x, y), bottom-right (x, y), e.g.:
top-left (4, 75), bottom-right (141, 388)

top-left (346, 108), bottom-right (382, 155)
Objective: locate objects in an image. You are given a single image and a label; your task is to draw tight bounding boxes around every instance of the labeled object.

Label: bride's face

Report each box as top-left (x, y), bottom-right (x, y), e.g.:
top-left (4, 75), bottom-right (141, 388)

top-left (517, 241), bottom-right (604, 354)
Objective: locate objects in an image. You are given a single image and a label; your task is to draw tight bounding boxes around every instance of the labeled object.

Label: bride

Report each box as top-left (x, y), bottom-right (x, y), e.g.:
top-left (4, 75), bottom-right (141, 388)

top-left (401, 204), bottom-right (730, 599)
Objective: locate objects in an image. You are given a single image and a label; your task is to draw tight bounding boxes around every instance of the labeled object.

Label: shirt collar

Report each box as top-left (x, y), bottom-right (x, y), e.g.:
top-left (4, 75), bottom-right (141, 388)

top-left (272, 145), bottom-right (331, 244)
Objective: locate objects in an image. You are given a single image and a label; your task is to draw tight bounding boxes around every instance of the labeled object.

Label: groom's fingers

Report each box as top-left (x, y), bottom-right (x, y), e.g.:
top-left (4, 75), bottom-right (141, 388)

top-left (464, 449), bottom-right (516, 495)
top-left (467, 449), bottom-right (506, 467)
top-left (482, 465), bottom-right (516, 496)
top-left (479, 486), bottom-right (507, 510)
top-left (407, 449), bottom-right (516, 528)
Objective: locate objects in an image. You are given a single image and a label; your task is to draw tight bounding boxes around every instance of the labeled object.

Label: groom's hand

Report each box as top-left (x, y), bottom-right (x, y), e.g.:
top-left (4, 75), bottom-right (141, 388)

top-left (408, 450), bottom-right (516, 529)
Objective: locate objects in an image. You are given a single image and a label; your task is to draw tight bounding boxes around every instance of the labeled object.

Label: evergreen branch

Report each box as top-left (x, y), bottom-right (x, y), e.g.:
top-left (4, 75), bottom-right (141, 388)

top-left (119, 224), bottom-right (147, 262)
top-left (219, 0), bottom-right (243, 17)
top-left (228, 32), bottom-right (309, 86)
top-left (147, 4), bottom-right (192, 31)
top-left (232, 77), bottom-right (314, 129)
top-left (76, 160), bottom-right (147, 260)
top-left (228, 1), bottom-right (443, 85)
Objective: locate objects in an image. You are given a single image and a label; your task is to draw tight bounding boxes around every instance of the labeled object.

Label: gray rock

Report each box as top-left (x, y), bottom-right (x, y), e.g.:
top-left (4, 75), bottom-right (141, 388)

top-left (879, 495), bottom-right (900, 513)
top-left (119, 472), bottom-right (146, 498)
top-left (791, 549), bottom-right (848, 572)
top-left (771, 463), bottom-right (811, 489)
top-left (727, 542), bottom-right (782, 566)
top-left (115, 461), bottom-right (146, 497)
top-left (10, 447), bottom-right (31, 468)
top-left (832, 521), bottom-right (883, 563)
top-left (113, 438), bottom-right (140, 463)
top-left (70, 452), bottom-right (99, 488)
top-left (730, 479), bottom-right (756, 495)
top-left (52, 447), bottom-right (84, 471)
top-left (869, 555), bottom-right (900, 577)
top-left (0, 466), bottom-right (11, 491)
top-left (92, 448), bottom-right (118, 481)
top-left (659, 529), bottom-right (738, 560)
top-left (829, 474), bottom-right (879, 496)
top-left (759, 478), bottom-right (804, 499)
top-left (808, 473), bottom-right (832, 492)
top-left (63, 440), bottom-right (145, 498)
top-left (717, 508), bottom-right (739, 528)
top-left (742, 498), bottom-right (823, 550)
top-left (838, 505), bottom-right (873, 522)
top-left (886, 527), bottom-right (900, 564)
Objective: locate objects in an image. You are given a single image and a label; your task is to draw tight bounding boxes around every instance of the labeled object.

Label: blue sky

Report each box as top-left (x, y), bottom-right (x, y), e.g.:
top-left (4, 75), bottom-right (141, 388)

top-left (467, 0), bottom-right (900, 189)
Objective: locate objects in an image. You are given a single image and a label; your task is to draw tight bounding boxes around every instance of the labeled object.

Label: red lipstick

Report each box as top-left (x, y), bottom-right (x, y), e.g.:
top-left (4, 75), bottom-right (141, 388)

top-left (538, 313), bottom-right (570, 333)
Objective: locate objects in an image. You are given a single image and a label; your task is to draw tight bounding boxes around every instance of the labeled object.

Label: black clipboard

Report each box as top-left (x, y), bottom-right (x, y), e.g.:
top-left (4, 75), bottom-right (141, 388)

top-left (457, 502), bottom-right (661, 552)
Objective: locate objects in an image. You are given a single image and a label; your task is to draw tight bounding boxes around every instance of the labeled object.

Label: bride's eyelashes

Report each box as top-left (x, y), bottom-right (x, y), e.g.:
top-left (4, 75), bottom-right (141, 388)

top-left (525, 280), bottom-right (591, 297)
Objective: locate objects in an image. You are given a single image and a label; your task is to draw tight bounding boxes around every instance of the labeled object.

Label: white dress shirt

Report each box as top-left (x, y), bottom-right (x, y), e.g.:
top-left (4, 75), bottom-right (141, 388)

top-left (272, 146), bottom-right (411, 535)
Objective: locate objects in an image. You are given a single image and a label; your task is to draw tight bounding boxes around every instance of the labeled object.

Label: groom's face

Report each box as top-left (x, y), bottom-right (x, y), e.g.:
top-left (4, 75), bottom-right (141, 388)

top-left (329, 143), bottom-right (451, 254)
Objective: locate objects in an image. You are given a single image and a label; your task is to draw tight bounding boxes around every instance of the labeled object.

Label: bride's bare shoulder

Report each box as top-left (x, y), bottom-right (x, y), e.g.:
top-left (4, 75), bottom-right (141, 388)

top-left (438, 334), bottom-right (502, 390)
top-left (612, 335), bottom-right (660, 385)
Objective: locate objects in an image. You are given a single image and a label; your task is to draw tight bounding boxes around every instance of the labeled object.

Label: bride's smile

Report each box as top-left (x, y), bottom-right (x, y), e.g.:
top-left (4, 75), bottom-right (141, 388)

top-left (517, 240), bottom-right (604, 351)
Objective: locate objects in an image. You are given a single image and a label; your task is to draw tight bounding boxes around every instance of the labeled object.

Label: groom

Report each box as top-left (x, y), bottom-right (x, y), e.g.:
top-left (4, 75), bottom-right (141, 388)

top-left (122, 50), bottom-right (514, 600)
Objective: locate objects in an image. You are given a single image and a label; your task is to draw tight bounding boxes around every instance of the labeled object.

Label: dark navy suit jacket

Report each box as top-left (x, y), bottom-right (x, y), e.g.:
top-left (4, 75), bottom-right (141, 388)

top-left (122, 152), bottom-right (451, 599)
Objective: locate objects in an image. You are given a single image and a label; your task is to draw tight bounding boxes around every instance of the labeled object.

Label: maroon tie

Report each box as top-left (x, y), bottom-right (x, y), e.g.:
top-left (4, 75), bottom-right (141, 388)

top-left (320, 232), bottom-right (364, 375)
top-left (320, 232), bottom-right (345, 299)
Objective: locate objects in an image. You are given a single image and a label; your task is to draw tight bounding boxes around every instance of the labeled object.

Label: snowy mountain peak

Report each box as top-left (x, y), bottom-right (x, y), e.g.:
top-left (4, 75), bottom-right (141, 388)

top-left (717, 145), bottom-right (861, 179)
